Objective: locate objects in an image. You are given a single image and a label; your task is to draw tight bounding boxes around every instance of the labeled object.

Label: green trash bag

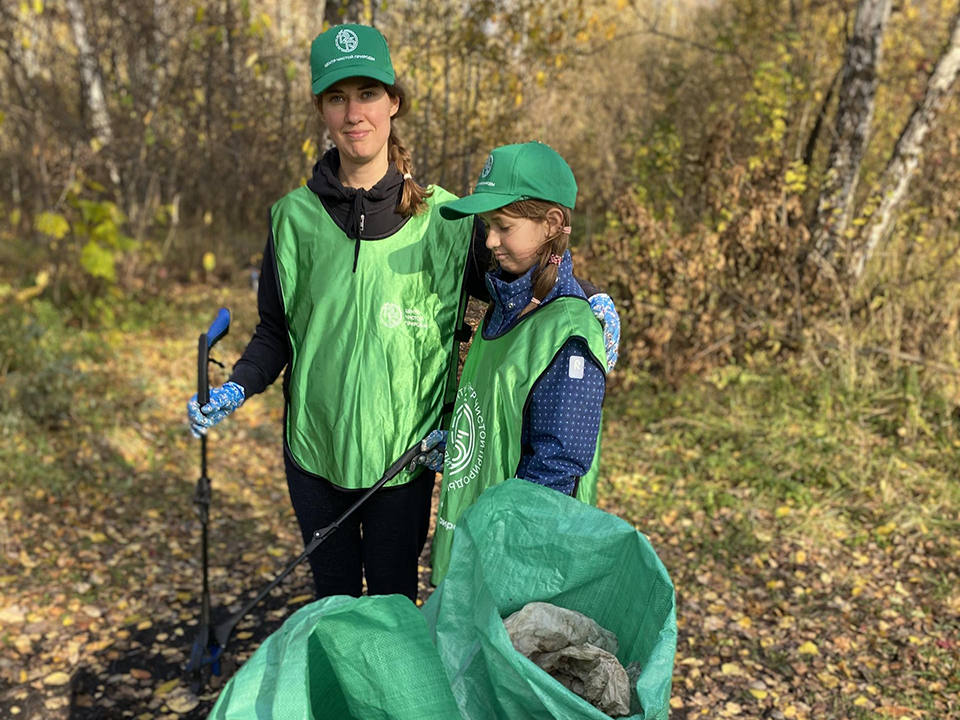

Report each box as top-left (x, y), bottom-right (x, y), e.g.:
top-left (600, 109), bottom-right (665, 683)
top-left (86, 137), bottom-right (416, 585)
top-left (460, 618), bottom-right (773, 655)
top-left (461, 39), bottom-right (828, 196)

top-left (422, 478), bottom-right (677, 720)
top-left (207, 593), bottom-right (461, 720)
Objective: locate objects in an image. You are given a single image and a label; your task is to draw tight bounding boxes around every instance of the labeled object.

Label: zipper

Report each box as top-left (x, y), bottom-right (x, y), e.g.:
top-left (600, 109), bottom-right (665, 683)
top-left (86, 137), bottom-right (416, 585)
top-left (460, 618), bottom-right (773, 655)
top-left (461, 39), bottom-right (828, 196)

top-left (360, 214), bottom-right (365, 235)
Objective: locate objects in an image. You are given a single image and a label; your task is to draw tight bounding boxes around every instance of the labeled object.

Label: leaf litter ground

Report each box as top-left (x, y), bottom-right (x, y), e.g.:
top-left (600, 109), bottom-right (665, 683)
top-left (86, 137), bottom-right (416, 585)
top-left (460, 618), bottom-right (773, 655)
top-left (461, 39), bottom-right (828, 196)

top-left (0, 286), bottom-right (957, 719)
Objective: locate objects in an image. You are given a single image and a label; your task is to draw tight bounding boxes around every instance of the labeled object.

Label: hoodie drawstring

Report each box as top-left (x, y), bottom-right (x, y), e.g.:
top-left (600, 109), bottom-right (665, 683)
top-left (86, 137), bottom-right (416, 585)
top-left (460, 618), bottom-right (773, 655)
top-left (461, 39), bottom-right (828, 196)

top-left (351, 192), bottom-right (365, 273)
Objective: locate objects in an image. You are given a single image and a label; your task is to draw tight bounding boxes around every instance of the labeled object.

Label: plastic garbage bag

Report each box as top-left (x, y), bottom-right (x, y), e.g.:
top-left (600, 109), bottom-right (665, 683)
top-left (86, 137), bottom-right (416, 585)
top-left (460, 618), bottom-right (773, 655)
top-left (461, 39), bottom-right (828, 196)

top-left (207, 594), bottom-right (461, 720)
top-left (423, 478), bottom-right (677, 720)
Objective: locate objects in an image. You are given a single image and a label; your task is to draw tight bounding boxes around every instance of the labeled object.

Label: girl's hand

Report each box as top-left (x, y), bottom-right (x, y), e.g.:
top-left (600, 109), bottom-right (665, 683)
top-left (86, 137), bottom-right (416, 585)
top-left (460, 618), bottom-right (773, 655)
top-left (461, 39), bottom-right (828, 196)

top-left (588, 293), bottom-right (620, 372)
top-left (409, 429), bottom-right (447, 472)
top-left (188, 381), bottom-right (246, 438)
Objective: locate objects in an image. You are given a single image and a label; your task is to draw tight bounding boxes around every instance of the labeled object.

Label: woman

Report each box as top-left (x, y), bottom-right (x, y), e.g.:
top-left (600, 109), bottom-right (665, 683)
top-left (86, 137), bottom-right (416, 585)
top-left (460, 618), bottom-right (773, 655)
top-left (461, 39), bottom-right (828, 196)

top-left (187, 24), bottom-right (619, 602)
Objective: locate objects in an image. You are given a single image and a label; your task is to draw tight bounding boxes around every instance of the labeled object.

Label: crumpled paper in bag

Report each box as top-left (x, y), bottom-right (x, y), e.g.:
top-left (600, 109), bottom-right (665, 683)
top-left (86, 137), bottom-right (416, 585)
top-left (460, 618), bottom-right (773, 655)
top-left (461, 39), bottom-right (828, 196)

top-left (504, 602), bottom-right (637, 717)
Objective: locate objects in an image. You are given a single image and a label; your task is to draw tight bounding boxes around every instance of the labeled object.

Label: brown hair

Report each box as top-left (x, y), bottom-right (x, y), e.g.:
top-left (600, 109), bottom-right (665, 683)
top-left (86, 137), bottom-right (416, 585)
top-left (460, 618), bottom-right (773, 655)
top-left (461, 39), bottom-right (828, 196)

top-left (315, 79), bottom-right (432, 217)
top-left (495, 199), bottom-right (572, 306)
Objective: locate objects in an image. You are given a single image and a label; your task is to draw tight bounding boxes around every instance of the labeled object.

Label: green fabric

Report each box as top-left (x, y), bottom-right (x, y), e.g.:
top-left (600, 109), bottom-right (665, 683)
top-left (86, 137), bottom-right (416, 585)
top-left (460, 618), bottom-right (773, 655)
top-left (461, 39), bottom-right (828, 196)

top-left (431, 297), bottom-right (607, 585)
top-left (310, 24), bottom-right (395, 95)
top-left (439, 142), bottom-right (578, 219)
top-left (208, 481), bottom-right (676, 720)
top-left (207, 594), bottom-right (461, 720)
top-left (423, 479), bottom-right (677, 720)
top-left (272, 186), bottom-right (472, 489)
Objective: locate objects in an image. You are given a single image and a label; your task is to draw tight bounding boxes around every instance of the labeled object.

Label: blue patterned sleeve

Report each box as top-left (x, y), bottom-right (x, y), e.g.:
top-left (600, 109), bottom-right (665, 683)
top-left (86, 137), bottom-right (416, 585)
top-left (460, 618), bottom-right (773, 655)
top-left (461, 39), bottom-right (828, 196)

top-left (515, 338), bottom-right (606, 494)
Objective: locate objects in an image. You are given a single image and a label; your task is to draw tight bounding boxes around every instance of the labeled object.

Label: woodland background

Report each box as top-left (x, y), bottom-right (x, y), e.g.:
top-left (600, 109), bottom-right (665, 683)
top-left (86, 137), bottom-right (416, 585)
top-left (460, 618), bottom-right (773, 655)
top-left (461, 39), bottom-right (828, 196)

top-left (1, 0), bottom-right (959, 718)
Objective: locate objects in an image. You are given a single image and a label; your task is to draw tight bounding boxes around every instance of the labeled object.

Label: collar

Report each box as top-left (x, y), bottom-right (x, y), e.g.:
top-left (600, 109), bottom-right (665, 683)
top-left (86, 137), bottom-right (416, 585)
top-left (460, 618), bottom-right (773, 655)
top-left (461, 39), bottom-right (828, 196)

top-left (484, 250), bottom-right (577, 332)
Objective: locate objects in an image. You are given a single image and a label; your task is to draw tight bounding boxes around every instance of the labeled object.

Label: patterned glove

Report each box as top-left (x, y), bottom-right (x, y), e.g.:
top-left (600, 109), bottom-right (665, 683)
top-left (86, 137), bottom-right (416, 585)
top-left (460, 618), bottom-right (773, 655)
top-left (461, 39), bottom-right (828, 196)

top-left (588, 293), bottom-right (620, 372)
top-left (408, 429), bottom-right (447, 472)
top-left (188, 381), bottom-right (245, 438)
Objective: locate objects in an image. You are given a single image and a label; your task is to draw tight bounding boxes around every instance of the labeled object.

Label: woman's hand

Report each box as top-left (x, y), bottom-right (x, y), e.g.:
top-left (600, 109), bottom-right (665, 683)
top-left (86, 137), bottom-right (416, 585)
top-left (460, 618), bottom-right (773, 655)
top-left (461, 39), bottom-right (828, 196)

top-left (588, 293), bottom-right (620, 372)
top-left (188, 381), bottom-right (246, 438)
top-left (408, 429), bottom-right (447, 472)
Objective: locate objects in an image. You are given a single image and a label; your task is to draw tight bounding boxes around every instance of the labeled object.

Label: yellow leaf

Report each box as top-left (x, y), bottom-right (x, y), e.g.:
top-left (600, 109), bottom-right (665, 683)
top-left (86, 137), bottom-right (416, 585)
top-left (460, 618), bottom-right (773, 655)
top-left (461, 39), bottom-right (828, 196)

top-left (775, 505), bottom-right (791, 518)
top-left (44, 671), bottom-right (71, 686)
top-left (136, 620), bottom-right (153, 631)
top-left (515, 93), bottom-right (523, 107)
top-left (669, 696), bottom-right (684, 709)
top-left (797, 640), bottom-right (819, 655)
top-left (202, 252), bottom-right (216, 272)
top-left (203, 211), bottom-right (213, 226)
top-left (236, 631), bottom-right (253, 640)
top-left (287, 594), bottom-right (313, 605)
top-left (154, 678), bottom-right (179, 696)
top-left (266, 546), bottom-right (286, 557)
top-left (795, 550), bottom-right (807, 564)
top-left (749, 688), bottom-right (768, 700)
top-left (783, 706), bottom-right (797, 719)
top-left (817, 671), bottom-right (839, 689)
top-left (721, 662), bottom-right (742, 676)
top-left (737, 616), bottom-right (752, 629)
top-left (245, 52), bottom-right (259, 68)
top-left (145, 509), bottom-right (161, 519)
top-left (89, 532), bottom-right (108, 543)
top-left (854, 696), bottom-right (868, 706)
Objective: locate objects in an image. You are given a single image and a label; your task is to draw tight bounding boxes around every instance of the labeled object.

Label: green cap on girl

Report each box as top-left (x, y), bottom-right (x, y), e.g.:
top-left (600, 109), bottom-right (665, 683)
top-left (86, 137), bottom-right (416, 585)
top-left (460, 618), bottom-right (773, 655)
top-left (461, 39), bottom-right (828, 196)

top-left (439, 141), bottom-right (578, 219)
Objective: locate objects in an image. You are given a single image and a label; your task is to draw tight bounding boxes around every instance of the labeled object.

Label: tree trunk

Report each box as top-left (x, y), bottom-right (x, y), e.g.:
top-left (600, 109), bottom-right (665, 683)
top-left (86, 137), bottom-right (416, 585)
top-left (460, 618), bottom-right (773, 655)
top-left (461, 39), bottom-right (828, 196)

top-left (810, 0), bottom-right (892, 265)
top-left (64, 0), bottom-right (113, 146)
top-left (850, 9), bottom-right (960, 281)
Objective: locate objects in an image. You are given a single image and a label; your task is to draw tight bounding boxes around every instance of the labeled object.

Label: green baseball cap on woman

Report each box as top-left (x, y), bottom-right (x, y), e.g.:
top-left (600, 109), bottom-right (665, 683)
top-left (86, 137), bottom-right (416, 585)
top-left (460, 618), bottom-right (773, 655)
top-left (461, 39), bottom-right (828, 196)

top-left (310, 24), bottom-right (396, 95)
top-left (439, 141), bottom-right (578, 220)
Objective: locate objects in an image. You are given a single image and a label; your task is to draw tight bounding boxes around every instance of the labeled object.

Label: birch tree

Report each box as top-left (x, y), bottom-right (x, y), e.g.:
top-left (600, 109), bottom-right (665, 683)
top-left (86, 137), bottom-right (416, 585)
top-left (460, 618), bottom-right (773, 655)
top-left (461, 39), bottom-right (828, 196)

top-left (850, 9), bottom-right (960, 281)
top-left (809, 0), bottom-right (892, 266)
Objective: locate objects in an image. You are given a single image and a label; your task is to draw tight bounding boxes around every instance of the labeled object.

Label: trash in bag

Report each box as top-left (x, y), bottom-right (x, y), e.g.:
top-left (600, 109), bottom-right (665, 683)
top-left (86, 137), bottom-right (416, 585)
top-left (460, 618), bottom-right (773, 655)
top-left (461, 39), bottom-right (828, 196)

top-left (533, 643), bottom-right (630, 717)
top-left (504, 602), bottom-right (619, 656)
top-left (504, 602), bottom-right (629, 717)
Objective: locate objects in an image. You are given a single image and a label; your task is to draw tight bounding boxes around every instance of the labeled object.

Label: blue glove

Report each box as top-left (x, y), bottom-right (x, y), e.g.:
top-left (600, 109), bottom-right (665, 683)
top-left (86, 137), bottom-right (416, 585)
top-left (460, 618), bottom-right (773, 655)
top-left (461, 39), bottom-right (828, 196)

top-left (408, 429), bottom-right (447, 472)
top-left (188, 381), bottom-right (245, 438)
top-left (588, 293), bottom-right (620, 372)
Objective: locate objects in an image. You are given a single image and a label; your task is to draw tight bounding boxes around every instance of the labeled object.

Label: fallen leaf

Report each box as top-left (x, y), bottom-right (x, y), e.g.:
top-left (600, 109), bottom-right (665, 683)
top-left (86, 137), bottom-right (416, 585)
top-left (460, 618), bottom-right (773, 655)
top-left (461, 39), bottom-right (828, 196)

top-left (154, 678), bottom-right (179, 696)
top-left (797, 640), bottom-right (819, 655)
top-left (43, 671), bottom-right (71, 686)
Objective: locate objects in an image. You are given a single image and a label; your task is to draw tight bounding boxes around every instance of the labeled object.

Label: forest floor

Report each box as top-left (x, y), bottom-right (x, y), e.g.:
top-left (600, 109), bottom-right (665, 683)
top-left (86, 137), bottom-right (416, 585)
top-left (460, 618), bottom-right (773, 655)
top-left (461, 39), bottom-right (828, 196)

top-left (1, 284), bottom-right (958, 719)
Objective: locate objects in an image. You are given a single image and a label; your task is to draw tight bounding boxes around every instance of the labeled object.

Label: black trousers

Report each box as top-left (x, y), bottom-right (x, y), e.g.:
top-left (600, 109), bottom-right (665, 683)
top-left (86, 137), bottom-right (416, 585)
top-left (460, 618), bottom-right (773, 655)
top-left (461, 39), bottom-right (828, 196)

top-left (284, 450), bottom-right (435, 602)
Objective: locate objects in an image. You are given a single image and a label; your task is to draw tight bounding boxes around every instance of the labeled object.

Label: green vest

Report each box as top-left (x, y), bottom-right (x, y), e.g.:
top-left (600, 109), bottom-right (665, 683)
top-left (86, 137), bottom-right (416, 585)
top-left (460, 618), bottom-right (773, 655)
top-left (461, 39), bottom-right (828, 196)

top-left (430, 297), bottom-right (607, 584)
top-left (272, 186), bottom-right (473, 489)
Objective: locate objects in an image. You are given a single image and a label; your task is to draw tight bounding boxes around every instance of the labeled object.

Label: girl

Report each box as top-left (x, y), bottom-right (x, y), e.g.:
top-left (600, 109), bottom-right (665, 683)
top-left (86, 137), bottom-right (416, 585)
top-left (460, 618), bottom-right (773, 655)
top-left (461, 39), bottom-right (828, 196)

top-left (187, 26), bottom-right (618, 603)
top-left (420, 142), bottom-right (608, 585)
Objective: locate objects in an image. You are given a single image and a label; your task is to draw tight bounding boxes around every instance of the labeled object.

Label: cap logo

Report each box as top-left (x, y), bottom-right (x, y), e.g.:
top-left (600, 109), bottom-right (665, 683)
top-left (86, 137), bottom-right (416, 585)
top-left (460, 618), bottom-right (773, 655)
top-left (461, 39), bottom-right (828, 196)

top-left (335, 28), bottom-right (359, 53)
top-left (480, 155), bottom-right (494, 179)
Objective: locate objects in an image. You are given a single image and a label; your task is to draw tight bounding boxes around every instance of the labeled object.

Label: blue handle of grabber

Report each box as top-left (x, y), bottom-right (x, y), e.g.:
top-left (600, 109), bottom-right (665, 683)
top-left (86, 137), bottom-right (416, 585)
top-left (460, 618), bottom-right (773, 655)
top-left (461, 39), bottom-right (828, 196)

top-left (206, 308), bottom-right (231, 350)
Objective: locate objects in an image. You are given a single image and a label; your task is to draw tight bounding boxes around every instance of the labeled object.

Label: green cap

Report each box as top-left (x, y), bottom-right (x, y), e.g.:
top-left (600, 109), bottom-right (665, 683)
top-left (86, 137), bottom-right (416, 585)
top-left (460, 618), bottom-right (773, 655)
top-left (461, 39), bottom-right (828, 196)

top-left (439, 141), bottom-right (578, 220)
top-left (310, 24), bottom-right (395, 96)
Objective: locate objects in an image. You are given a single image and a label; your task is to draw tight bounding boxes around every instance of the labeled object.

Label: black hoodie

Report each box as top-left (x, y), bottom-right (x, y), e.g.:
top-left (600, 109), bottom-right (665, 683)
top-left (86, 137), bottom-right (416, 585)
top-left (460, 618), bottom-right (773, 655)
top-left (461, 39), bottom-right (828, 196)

top-left (228, 148), bottom-right (599, 397)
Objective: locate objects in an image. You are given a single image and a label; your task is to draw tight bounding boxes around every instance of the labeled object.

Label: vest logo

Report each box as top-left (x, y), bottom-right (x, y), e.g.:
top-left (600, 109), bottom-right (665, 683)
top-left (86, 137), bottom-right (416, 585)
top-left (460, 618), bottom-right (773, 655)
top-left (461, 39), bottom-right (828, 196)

top-left (446, 383), bottom-right (486, 487)
top-left (335, 28), bottom-right (359, 53)
top-left (480, 154), bottom-right (494, 179)
top-left (379, 302), bottom-right (403, 328)
top-left (379, 302), bottom-right (429, 330)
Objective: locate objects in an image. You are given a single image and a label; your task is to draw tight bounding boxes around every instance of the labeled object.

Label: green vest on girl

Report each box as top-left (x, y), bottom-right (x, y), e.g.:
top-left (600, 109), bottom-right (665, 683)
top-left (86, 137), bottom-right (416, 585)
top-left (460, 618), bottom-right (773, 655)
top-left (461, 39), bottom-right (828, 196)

top-left (430, 297), bottom-right (607, 584)
top-left (272, 186), bottom-right (473, 489)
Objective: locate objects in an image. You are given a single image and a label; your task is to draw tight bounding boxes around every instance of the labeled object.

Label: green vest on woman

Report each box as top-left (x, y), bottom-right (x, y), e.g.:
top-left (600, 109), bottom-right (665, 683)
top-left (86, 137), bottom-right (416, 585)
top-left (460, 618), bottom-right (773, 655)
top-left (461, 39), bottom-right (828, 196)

top-left (272, 186), bottom-right (473, 490)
